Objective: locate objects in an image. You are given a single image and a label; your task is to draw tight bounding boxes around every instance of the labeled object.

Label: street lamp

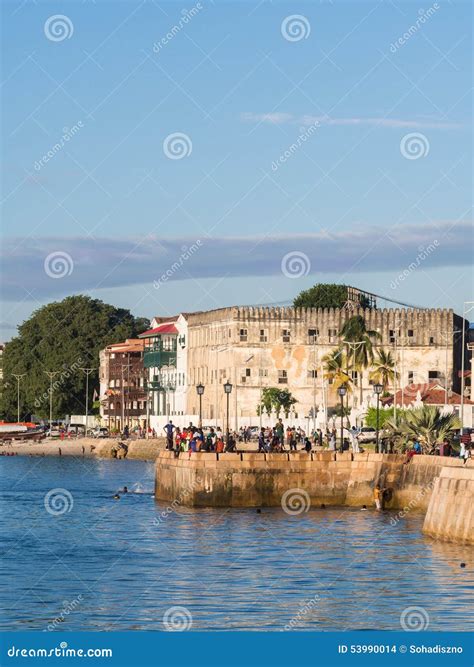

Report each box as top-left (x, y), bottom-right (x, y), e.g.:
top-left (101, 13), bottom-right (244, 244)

top-left (337, 385), bottom-right (347, 452)
top-left (79, 367), bottom-right (95, 437)
top-left (374, 383), bottom-right (384, 453)
top-left (223, 381), bottom-right (233, 445)
top-left (44, 370), bottom-right (61, 433)
top-left (196, 383), bottom-right (205, 427)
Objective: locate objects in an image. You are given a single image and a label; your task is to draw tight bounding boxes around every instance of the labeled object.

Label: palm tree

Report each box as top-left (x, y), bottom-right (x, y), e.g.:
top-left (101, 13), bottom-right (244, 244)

top-left (339, 315), bottom-right (381, 404)
top-left (385, 405), bottom-right (461, 452)
top-left (369, 349), bottom-right (398, 393)
top-left (322, 348), bottom-right (353, 393)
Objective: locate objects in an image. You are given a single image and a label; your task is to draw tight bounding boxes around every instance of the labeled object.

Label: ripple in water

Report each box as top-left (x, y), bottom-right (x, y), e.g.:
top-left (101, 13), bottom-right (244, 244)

top-left (0, 458), bottom-right (471, 631)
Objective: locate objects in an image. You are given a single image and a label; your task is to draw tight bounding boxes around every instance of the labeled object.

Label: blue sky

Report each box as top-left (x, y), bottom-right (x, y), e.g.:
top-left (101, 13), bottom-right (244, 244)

top-left (1, 0), bottom-right (472, 339)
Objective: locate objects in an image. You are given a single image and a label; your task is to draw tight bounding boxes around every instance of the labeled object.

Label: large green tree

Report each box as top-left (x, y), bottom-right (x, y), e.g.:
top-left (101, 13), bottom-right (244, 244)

top-left (1, 296), bottom-right (149, 421)
top-left (257, 387), bottom-right (297, 418)
top-left (293, 284), bottom-right (372, 309)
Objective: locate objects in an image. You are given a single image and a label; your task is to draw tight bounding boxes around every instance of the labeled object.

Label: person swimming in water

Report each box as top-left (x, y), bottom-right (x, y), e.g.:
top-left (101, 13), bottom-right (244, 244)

top-left (122, 486), bottom-right (128, 493)
top-left (113, 494), bottom-right (120, 500)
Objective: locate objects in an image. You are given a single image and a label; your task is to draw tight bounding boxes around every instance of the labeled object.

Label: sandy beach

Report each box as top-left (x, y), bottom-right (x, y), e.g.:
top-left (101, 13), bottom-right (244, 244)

top-left (0, 437), bottom-right (167, 460)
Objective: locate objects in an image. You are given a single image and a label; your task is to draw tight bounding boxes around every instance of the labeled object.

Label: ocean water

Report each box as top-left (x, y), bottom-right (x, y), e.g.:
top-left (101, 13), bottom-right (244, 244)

top-left (0, 457), bottom-right (472, 632)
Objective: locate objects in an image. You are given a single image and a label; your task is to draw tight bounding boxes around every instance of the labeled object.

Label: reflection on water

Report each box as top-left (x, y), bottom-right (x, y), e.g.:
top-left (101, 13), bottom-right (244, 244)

top-left (0, 458), bottom-right (472, 631)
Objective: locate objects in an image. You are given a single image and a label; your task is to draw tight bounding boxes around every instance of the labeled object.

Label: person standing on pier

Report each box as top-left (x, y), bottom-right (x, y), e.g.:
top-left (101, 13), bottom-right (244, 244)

top-left (163, 420), bottom-right (176, 450)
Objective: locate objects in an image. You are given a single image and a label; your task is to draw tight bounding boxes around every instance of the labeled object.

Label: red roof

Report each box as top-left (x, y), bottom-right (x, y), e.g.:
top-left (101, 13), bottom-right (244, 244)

top-left (139, 323), bottom-right (178, 337)
top-left (382, 382), bottom-right (473, 407)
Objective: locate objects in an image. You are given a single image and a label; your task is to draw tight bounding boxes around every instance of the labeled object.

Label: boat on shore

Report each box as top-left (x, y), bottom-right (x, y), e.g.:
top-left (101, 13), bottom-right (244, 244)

top-left (0, 422), bottom-right (45, 442)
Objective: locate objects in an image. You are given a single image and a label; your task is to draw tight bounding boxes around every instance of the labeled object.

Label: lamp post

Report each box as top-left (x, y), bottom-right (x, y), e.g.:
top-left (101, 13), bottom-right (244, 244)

top-left (79, 367), bottom-right (95, 436)
top-left (337, 385), bottom-right (347, 452)
top-left (12, 373), bottom-right (26, 423)
top-left (223, 380), bottom-right (233, 445)
top-left (196, 383), bottom-right (205, 427)
top-left (374, 383), bottom-right (383, 453)
top-left (44, 370), bottom-right (60, 433)
top-left (460, 303), bottom-right (474, 428)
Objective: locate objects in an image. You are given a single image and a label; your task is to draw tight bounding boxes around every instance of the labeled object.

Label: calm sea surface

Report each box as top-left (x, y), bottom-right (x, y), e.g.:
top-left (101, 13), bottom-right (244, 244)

top-left (0, 457), bottom-right (472, 632)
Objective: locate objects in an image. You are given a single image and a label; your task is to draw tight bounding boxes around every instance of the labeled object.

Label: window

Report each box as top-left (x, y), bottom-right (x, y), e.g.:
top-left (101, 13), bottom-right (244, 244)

top-left (307, 369), bottom-right (317, 379)
top-left (407, 329), bottom-right (414, 337)
top-left (259, 369), bottom-right (268, 377)
top-left (278, 370), bottom-right (288, 384)
top-left (351, 370), bottom-right (358, 385)
top-left (245, 368), bottom-right (251, 377)
top-left (328, 328), bottom-right (337, 343)
top-left (282, 329), bottom-right (290, 343)
top-left (428, 370), bottom-right (440, 380)
top-left (239, 328), bottom-right (248, 342)
top-left (408, 371), bottom-right (414, 383)
top-left (308, 328), bottom-right (319, 343)
top-left (162, 336), bottom-right (174, 351)
top-left (429, 337), bottom-right (435, 345)
top-left (260, 329), bottom-right (267, 343)
top-left (389, 329), bottom-right (395, 344)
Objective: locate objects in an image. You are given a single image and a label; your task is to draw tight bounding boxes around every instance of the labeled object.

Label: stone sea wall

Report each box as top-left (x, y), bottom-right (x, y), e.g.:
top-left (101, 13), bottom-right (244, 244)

top-left (93, 438), bottom-right (166, 460)
top-left (155, 451), bottom-right (473, 544)
top-left (423, 466), bottom-right (474, 545)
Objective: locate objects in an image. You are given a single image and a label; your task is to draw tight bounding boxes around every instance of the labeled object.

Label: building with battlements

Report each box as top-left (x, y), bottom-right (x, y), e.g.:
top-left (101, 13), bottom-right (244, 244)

top-left (133, 305), bottom-right (470, 430)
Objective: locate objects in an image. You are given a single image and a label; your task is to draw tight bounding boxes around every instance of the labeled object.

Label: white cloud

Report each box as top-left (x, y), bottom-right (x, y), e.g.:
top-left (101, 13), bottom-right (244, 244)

top-left (242, 112), bottom-right (463, 129)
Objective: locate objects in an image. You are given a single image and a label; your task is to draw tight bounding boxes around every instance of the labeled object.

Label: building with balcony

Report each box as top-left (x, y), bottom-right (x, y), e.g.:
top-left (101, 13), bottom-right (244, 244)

top-left (99, 339), bottom-right (146, 430)
top-left (139, 314), bottom-right (189, 427)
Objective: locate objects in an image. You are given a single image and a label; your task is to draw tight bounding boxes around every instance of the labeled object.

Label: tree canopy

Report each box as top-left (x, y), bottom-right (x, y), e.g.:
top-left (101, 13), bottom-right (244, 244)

top-left (257, 387), bottom-right (297, 418)
top-left (0, 296), bottom-right (149, 421)
top-left (293, 284), bottom-right (372, 309)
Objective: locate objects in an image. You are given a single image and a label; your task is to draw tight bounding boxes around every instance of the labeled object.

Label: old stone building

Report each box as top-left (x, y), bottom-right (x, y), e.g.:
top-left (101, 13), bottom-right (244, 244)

top-left (99, 305), bottom-right (470, 431)
top-left (99, 339), bottom-right (147, 430)
top-left (184, 306), bottom-right (469, 428)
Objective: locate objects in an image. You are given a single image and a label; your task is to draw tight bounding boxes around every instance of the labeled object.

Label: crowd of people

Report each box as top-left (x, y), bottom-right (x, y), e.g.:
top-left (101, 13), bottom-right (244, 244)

top-left (160, 418), bottom-right (473, 462)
